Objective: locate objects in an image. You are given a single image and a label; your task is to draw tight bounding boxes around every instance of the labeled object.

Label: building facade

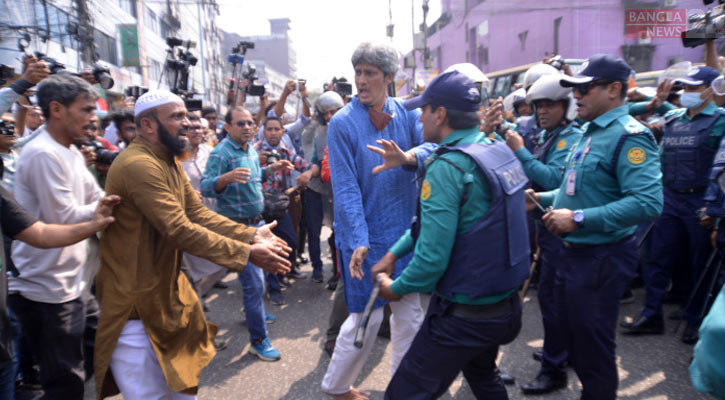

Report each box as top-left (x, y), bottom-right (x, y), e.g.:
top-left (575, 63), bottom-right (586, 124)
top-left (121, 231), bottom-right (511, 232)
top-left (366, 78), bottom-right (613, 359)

top-left (402, 0), bottom-right (712, 92)
top-left (0, 0), bottom-right (226, 112)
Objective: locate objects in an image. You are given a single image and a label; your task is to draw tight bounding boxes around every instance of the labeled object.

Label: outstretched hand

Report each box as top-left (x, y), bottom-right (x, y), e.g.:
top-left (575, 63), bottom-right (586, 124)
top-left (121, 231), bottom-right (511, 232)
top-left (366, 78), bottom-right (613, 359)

top-left (366, 139), bottom-right (416, 174)
top-left (92, 195), bottom-right (121, 230)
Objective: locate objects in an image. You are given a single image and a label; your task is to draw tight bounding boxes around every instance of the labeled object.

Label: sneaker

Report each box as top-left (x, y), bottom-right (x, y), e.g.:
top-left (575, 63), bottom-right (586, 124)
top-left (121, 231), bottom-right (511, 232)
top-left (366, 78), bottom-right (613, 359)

top-left (249, 338), bottom-right (281, 361)
top-left (269, 291), bottom-right (284, 305)
top-left (265, 313), bottom-right (276, 324)
top-left (287, 270), bottom-right (308, 280)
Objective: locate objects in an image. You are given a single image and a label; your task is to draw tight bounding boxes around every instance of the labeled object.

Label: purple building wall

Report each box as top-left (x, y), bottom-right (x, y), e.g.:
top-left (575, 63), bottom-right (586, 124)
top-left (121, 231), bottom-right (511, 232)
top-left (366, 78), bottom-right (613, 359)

top-left (403, 0), bottom-right (711, 90)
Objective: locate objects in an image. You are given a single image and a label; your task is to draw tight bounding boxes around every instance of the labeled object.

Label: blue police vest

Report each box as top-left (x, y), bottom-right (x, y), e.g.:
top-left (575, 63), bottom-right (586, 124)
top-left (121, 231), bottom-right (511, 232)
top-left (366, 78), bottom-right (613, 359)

top-left (412, 141), bottom-right (531, 300)
top-left (705, 136), bottom-right (725, 216)
top-left (517, 115), bottom-right (540, 152)
top-left (662, 112), bottom-right (723, 191)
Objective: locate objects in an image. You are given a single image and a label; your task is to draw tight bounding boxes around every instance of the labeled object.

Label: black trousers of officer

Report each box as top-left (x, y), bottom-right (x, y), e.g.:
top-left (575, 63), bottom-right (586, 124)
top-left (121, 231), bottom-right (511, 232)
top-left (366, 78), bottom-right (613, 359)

top-left (556, 236), bottom-right (637, 400)
top-left (385, 294), bottom-right (522, 400)
top-left (537, 228), bottom-right (568, 378)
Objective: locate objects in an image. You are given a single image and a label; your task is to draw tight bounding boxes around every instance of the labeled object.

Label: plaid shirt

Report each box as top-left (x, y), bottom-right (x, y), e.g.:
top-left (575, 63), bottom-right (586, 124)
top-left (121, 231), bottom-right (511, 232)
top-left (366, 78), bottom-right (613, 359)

top-left (253, 140), bottom-right (313, 192)
top-left (201, 137), bottom-right (266, 219)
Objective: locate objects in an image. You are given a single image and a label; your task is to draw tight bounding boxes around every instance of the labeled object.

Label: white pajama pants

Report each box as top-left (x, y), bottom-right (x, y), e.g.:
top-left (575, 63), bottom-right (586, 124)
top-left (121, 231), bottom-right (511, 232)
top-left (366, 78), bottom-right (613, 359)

top-left (321, 293), bottom-right (424, 395)
top-left (110, 320), bottom-right (197, 400)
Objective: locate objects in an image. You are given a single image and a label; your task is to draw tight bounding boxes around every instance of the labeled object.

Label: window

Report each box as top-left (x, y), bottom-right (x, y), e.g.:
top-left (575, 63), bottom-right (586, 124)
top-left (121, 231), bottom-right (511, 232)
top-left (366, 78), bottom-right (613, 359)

top-left (160, 19), bottom-right (172, 39)
top-left (144, 7), bottom-right (158, 34)
top-left (118, 0), bottom-right (136, 17)
top-left (149, 59), bottom-right (162, 83)
top-left (93, 29), bottom-right (118, 65)
top-left (554, 17), bottom-right (562, 55)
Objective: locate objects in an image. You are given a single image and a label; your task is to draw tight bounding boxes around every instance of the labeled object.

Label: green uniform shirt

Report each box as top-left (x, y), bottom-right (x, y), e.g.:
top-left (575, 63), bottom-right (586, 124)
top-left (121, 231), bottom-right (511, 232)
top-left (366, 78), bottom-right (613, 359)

top-left (388, 127), bottom-right (514, 305)
top-left (627, 98), bottom-right (677, 116)
top-left (539, 105), bottom-right (663, 244)
top-left (515, 123), bottom-right (583, 190)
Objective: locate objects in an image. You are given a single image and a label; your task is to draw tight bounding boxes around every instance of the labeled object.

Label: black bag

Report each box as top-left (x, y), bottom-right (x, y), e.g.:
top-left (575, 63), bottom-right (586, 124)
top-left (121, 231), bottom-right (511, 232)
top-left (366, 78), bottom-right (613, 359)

top-left (263, 190), bottom-right (289, 221)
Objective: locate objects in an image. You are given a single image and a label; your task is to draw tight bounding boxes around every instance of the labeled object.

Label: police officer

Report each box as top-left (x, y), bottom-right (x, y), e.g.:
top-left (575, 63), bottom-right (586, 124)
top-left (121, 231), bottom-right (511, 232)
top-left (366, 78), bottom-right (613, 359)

top-left (506, 74), bottom-right (583, 395)
top-left (370, 70), bottom-right (530, 399)
top-left (529, 54), bottom-right (663, 400)
top-left (621, 66), bottom-right (724, 344)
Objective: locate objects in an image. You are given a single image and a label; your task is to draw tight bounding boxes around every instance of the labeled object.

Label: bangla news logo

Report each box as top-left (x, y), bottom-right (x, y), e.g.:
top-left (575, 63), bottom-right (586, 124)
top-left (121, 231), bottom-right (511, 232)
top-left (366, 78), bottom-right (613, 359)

top-left (625, 9), bottom-right (686, 38)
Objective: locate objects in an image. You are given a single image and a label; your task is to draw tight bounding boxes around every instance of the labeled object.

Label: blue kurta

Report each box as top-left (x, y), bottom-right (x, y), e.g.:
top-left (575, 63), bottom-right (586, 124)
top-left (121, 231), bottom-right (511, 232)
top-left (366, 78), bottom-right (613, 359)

top-left (328, 96), bottom-right (427, 312)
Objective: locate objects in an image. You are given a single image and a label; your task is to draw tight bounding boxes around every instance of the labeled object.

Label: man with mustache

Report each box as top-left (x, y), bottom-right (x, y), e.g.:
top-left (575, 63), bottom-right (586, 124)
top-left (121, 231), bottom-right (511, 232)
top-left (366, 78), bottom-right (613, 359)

top-left (95, 91), bottom-right (292, 399)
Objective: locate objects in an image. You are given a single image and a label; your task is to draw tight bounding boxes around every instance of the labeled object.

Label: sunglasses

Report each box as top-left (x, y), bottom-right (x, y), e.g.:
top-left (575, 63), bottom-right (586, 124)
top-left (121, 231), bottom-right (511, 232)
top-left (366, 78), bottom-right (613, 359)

top-left (236, 120), bottom-right (255, 127)
top-left (574, 80), bottom-right (614, 96)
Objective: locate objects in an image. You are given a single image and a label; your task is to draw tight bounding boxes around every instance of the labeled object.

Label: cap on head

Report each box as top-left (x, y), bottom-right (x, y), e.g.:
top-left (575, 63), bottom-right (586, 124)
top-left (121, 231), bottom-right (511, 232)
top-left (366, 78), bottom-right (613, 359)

top-left (559, 54), bottom-right (632, 88)
top-left (674, 66), bottom-right (719, 87)
top-left (134, 90), bottom-right (183, 116)
top-left (403, 71), bottom-right (481, 112)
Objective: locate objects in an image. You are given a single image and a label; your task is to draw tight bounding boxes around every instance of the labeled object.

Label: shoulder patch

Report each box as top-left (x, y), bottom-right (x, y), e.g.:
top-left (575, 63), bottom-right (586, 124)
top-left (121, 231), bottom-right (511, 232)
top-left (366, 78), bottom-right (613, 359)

top-left (420, 179), bottom-right (432, 201)
top-left (556, 139), bottom-right (567, 150)
top-left (626, 147), bottom-right (647, 165)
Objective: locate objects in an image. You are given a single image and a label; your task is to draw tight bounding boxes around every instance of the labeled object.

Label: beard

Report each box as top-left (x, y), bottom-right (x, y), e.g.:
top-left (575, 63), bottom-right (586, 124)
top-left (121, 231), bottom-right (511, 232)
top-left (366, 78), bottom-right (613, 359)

top-left (155, 117), bottom-right (190, 157)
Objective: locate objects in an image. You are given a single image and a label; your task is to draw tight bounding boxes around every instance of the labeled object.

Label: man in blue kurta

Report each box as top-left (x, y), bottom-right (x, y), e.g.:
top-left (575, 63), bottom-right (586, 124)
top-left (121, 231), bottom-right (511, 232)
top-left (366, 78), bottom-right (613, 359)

top-left (321, 42), bottom-right (432, 400)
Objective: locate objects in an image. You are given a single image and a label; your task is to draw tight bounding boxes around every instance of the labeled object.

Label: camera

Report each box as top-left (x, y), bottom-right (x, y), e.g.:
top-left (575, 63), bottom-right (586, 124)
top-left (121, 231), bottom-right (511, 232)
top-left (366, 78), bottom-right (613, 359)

top-left (241, 63), bottom-right (265, 97)
top-left (82, 140), bottom-right (119, 165)
top-left (166, 37), bottom-right (196, 49)
top-left (266, 149), bottom-right (280, 164)
top-left (0, 65), bottom-right (15, 86)
top-left (332, 77), bottom-right (352, 97)
top-left (0, 120), bottom-right (15, 136)
top-left (164, 37), bottom-right (198, 96)
top-left (682, 3), bottom-right (725, 48)
top-left (227, 41), bottom-right (265, 101)
top-left (92, 64), bottom-right (114, 90)
top-left (34, 51), bottom-right (66, 74)
top-left (546, 55), bottom-right (565, 70)
top-left (125, 86), bottom-right (149, 98)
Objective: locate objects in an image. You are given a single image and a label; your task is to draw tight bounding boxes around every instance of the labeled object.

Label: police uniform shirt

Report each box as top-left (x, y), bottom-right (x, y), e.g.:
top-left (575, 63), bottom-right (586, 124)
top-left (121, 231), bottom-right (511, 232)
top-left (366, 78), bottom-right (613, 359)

top-left (514, 123), bottom-right (583, 190)
top-left (539, 105), bottom-right (663, 244)
top-left (387, 127), bottom-right (515, 305)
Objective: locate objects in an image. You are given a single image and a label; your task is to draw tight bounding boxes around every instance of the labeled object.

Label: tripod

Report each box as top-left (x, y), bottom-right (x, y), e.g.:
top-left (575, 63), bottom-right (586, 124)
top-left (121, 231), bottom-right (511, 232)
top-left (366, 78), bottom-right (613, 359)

top-left (674, 247), bottom-right (723, 334)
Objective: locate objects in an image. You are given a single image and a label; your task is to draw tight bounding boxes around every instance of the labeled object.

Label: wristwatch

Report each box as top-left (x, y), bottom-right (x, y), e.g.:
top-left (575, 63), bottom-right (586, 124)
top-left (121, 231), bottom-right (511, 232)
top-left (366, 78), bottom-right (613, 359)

top-left (573, 209), bottom-right (585, 228)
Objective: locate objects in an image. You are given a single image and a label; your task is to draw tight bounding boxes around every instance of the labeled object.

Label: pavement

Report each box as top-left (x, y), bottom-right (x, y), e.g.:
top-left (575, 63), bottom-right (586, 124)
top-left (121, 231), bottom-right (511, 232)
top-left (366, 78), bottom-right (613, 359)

top-left (83, 227), bottom-right (713, 399)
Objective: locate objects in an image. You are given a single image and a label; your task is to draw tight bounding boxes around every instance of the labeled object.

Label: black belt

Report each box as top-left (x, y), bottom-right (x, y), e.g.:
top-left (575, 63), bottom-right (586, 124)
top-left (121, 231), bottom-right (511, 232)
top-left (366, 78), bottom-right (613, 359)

top-left (236, 215), bottom-right (263, 226)
top-left (670, 187), bottom-right (706, 194)
top-left (447, 293), bottom-right (515, 319)
top-left (563, 234), bottom-right (634, 249)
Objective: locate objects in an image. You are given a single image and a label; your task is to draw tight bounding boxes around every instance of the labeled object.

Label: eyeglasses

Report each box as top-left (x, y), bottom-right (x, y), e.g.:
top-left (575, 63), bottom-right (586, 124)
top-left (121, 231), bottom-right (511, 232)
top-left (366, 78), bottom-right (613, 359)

top-left (236, 120), bottom-right (255, 127)
top-left (574, 80), bottom-right (614, 96)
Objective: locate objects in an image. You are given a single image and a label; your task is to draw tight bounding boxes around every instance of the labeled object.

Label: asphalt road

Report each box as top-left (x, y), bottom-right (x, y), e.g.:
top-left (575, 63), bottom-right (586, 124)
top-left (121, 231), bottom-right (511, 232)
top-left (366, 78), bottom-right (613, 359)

top-left (85, 227), bottom-right (713, 400)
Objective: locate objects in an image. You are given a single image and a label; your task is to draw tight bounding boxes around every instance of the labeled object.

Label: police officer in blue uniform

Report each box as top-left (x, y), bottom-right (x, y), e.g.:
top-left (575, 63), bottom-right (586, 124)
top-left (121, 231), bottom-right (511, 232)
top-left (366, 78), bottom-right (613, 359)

top-left (530, 54), bottom-right (663, 400)
top-left (621, 66), bottom-right (724, 344)
top-left (506, 74), bottom-right (583, 395)
top-left (370, 70), bottom-right (530, 399)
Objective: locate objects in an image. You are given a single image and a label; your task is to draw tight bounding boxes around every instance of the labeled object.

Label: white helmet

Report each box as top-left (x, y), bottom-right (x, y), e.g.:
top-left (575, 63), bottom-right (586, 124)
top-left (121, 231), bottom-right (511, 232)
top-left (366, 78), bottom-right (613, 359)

top-left (444, 62), bottom-right (491, 96)
top-left (503, 88), bottom-right (527, 114)
top-left (315, 91), bottom-right (344, 114)
top-left (525, 74), bottom-right (572, 103)
top-left (522, 63), bottom-right (560, 91)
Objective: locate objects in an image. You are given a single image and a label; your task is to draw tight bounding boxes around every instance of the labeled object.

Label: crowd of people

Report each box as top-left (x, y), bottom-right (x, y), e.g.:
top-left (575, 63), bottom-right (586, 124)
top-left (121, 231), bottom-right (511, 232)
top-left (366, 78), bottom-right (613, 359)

top-left (0, 37), bottom-right (724, 400)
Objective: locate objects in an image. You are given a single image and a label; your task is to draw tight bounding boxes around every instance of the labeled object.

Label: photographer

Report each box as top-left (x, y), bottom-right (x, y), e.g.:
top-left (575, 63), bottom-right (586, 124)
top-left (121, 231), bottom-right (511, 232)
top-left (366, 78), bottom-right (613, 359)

top-left (0, 55), bottom-right (49, 115)
top-left (256, 80), bottom-right (312, 154)
top-left (111, 109), bottom-right (137, 148)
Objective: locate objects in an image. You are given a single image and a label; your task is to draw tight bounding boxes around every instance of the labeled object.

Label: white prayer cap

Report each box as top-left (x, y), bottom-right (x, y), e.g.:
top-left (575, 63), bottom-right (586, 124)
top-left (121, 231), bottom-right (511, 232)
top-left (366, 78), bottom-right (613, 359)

top-left (134, 90), bottom-right (183, 116)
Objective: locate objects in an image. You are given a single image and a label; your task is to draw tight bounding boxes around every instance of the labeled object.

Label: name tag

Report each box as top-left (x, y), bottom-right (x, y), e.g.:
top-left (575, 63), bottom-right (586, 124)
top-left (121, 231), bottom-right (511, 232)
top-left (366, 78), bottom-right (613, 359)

top-left (565, 169), bottom-right (577, 196)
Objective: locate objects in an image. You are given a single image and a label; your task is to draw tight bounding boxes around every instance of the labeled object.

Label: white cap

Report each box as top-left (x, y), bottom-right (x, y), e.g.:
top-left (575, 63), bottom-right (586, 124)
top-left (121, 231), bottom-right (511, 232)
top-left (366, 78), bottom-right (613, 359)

top-left (134, 90), bottom-right (183, 116)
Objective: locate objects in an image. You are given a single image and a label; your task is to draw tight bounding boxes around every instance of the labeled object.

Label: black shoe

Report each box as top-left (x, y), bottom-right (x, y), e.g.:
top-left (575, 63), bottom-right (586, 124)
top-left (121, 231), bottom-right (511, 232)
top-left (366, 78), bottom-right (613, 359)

top-left (297, 255), bottom-right (309, 264)
top-left (287, 270), bottom-right (308, 280)
top-left (620, 315), bottom-right (664, 335)
top-left (495, 369), bottom-right (515, 385)
top-left (213, 281), bottom-right (228, 289)
top-left (682, 324), bottom-right (699, 345)
top-left (520, 373), bottom-right (567, 395)
top-left (532, 351), bottom-right (543, 362)
top-left (668, 309), bottom-right (686, 320)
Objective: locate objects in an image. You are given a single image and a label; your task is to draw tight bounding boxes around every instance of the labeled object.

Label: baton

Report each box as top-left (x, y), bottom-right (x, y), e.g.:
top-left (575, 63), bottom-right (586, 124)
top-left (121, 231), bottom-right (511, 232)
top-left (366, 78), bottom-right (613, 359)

top-left (354, 275), bottom-right (382, 349)
top-left (525, 190), bottom-right (552, 214)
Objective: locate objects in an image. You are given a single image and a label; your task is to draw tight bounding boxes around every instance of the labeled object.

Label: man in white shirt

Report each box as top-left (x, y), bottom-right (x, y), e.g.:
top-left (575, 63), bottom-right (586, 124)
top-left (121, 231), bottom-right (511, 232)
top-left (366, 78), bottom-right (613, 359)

top-left (7, 74), bottom-right (105, 399)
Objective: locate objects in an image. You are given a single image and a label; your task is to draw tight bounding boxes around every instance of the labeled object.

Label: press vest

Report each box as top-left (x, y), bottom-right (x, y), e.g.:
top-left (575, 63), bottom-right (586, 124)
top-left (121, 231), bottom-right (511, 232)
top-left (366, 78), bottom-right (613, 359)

top-left (662, 111), bottom-right (723, 191)
top-left (412, 141), bottom-right (531, 300)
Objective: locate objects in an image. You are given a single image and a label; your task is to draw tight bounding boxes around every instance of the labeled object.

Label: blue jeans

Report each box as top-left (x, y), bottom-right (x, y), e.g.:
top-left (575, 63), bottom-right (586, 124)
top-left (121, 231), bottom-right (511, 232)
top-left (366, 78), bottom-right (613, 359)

top-left (234, 220), bottom-right (268, 343)
top-left (0, 361), bottom-right (15, 400)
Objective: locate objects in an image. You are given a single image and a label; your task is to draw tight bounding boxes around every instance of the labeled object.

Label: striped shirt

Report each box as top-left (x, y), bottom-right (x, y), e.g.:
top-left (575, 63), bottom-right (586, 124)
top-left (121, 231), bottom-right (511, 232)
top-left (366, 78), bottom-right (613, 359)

top-left (201, 136), bottom-right (266, 219)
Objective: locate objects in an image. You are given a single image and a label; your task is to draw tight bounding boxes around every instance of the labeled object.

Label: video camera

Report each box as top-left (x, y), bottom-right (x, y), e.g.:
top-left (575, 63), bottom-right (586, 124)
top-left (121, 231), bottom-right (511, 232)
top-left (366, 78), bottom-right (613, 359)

top-left (162, 37), bottom-right (203, 111)
top-left (0, 65), bottom-right (15, 86)
top-left (682, 3), bottom-right (725, 48)
top-left (227, 41), bottom-right (265, 103)
top-left (332, 77), bottom-right (352, 97)
top-left (125, 86), bottom-right (148, 98)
